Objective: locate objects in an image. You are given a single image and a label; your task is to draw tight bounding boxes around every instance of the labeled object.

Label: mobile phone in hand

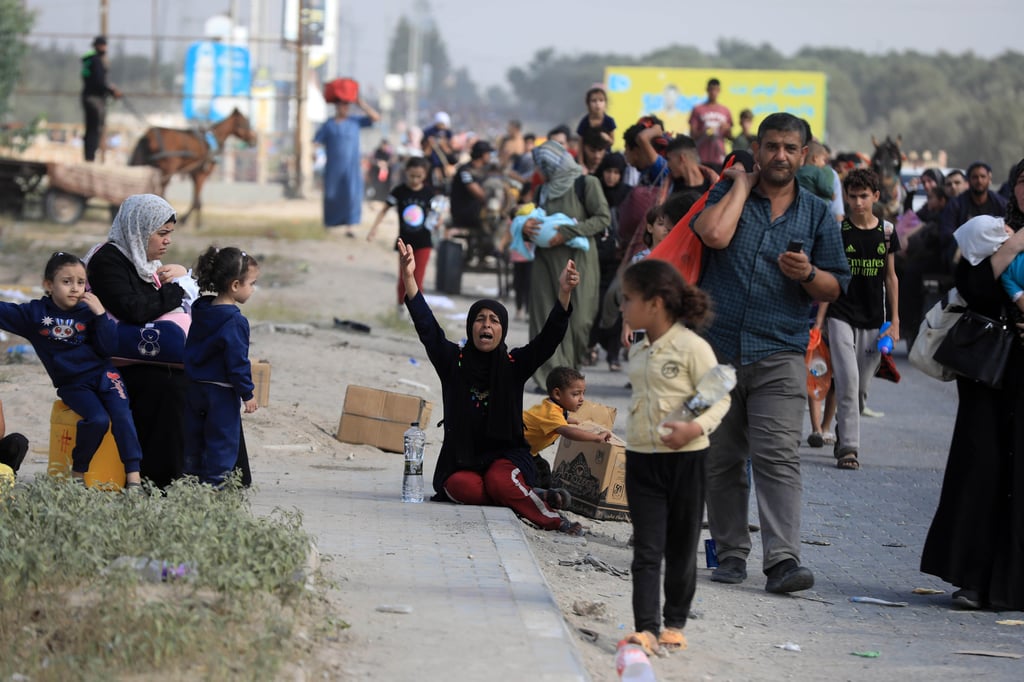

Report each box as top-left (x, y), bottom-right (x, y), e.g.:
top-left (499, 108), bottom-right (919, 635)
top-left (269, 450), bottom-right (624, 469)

top-left (787, 239), bottom-right (805, 253)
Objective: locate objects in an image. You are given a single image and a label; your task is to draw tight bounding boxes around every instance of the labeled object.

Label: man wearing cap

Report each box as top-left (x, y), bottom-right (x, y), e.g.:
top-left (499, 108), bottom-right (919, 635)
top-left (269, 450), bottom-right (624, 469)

top-left (422, 112), bottom-right (456, 189)
top-left (449, 141), bottom-right (494, 262)
top-left (80, 36), bottom-right (121, 162)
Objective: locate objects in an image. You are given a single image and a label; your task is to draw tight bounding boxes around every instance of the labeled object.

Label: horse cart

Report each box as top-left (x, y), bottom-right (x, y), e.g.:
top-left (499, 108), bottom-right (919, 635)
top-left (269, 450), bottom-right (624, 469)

top-left (0, 157), bottom-right (162, 224)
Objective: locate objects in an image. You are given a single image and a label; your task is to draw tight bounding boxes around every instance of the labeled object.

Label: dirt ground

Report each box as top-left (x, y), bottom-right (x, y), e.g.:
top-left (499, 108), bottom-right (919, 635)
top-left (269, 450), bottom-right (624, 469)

top-left (0, 198), bottom-right (637, 680)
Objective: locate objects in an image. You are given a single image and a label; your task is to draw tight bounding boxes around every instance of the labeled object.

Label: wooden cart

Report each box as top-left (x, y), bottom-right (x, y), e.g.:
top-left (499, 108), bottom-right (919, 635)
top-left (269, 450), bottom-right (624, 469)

top-left (42, 162), bottom-right (163, 224)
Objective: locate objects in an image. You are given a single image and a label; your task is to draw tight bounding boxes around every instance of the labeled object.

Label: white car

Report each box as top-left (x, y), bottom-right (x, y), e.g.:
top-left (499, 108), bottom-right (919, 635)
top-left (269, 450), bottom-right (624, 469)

top-left (901, 168), bottom-right (956, 213)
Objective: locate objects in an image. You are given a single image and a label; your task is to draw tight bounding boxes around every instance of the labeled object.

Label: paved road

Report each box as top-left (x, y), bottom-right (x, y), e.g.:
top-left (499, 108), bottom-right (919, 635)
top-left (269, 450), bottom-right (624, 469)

top-left (465, 266), bottom-right (1024, 680)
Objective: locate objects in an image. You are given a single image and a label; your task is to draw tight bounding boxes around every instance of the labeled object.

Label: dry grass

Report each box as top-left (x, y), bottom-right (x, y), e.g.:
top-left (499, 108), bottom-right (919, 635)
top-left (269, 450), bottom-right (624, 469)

top-left (0, 475), bottom-right (345, 680)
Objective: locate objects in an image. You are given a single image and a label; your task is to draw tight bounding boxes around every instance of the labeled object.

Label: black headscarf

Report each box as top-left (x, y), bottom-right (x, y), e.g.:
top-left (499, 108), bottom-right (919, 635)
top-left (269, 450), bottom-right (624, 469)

top-left (1005, 158), bottom-right (1024, 231)
top-left (456, 299), bottom-right (520, 446)
top-left (596, 152), bottom-right (631, 209)
top-left (921, 167), bottom-right (945, 188)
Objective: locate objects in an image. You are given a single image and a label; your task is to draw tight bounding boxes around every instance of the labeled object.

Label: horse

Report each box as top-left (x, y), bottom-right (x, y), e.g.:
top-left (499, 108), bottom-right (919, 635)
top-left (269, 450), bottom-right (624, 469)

top-left (129, 108), bottom-right (256, 227)
top-left (870, 135), bottom-right (903, 222)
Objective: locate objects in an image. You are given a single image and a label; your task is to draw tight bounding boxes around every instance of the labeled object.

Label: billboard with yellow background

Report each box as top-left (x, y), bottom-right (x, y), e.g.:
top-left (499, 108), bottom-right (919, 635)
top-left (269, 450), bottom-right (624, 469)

top-left (603, 66), bottom-right (827, 144)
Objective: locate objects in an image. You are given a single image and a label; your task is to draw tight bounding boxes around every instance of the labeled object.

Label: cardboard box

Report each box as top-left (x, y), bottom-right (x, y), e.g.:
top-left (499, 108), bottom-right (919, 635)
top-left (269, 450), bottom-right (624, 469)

top-left (251, 360), bottom-right (271, 407)
top-left (336, 385), bottom-right (433, 453)
top-left (551, 401), bottom-right (630, 521)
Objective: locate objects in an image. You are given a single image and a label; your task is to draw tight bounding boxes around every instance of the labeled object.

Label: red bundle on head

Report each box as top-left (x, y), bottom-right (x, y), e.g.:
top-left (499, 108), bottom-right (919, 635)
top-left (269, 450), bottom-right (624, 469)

top-left (324, 78), bottom-right (359, 104)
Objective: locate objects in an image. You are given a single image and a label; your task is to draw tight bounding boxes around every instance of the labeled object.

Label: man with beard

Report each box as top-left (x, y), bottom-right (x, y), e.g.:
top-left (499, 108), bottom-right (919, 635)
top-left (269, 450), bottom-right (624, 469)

top-left (692, 113), bottom-right (850, 594)
top-left (939, 162), bottom-right (1007, 264)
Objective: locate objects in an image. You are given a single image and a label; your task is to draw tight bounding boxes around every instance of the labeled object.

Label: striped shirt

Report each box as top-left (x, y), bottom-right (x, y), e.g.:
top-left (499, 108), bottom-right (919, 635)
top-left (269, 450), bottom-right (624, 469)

top-left (695, 180), bottom-right (850, 365)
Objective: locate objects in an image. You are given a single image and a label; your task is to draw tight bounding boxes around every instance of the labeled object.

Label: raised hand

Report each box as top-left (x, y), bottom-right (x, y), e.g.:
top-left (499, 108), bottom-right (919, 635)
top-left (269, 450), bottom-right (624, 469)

top-left (397, 238), bottom-right (419, 299)
top-left (557, 259), bottom-right (579, 310)
top-left (80, 291), bottom-right (105, 315)
top-left (560, 259), bottom-right (580, 292)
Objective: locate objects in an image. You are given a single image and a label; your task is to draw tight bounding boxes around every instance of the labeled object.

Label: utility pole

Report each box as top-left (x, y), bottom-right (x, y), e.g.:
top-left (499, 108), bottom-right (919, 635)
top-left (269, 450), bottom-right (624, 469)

top-left (292, 0), bottom-right (308, 199)
top-left (100, 0), bottom-right (109, 36)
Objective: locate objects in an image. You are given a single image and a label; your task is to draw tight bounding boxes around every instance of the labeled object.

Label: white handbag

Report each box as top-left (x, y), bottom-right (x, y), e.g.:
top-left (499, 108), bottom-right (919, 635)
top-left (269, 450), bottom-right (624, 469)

top-left (907, 287), bottom-right (967, 381)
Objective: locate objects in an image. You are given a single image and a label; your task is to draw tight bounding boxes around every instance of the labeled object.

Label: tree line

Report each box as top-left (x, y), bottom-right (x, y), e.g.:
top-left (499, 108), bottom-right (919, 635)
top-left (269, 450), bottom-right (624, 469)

top-left (4, 0), bottom-right (1022, 179)
top-left (507, 39), bottom-right (1024, 177)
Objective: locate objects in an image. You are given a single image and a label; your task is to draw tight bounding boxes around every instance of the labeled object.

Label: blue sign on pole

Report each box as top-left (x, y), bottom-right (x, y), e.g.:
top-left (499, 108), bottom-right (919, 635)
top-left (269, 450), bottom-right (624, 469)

top-left (183, 41), bottom-right (251, 122)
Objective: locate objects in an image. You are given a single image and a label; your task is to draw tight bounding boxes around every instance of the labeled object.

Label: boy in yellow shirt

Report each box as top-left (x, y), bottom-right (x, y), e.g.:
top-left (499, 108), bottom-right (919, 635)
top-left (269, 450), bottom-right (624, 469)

top-left (523, 367), bottom-right (612, 487)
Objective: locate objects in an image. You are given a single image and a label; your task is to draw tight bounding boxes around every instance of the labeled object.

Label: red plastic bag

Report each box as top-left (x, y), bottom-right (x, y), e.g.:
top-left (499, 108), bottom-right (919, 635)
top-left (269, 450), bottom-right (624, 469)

top-left (805, 329), bottom-right (832, 400)
top-left (649, 153), bottom-right (741, 284)
top-left (875, 353), bottom-right (901, 383)
top-left (650, 193), bottom-right (707, 285)
top-left (324, 77), bottom-right (359, 104)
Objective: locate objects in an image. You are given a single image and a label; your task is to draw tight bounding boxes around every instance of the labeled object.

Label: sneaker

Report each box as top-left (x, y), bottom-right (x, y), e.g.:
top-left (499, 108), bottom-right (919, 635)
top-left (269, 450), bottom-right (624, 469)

top-left (807, 432), bottom-right (824, 448)
top-left (710, 556), bottom-right (747, 584)
top-left (764, 559), bottom-right (815, 593)
top-left (861, 406), bottom-right (885, 418)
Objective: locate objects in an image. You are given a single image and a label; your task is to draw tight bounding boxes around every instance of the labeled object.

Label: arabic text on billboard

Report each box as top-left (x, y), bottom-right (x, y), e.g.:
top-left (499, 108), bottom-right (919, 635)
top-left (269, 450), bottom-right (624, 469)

top-left (604, 66), bottom-right (827, 142)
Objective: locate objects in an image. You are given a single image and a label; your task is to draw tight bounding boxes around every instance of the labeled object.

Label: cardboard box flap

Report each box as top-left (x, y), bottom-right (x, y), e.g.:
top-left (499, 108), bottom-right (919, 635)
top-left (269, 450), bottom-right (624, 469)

top-left (575, 421), bottom-right (626, 447)
top-left (575, 400), bottom-right (617, 430)
top-left (337, 385), bottom-right (434, 453)
top-left (343, 385), bottom-right (428, 424)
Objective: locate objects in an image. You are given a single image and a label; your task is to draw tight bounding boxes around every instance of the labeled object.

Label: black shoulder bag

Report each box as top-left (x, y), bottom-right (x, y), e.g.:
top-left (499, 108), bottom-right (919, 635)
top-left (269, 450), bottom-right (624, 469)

top-left (932, 308), bottom-right (1014, 388)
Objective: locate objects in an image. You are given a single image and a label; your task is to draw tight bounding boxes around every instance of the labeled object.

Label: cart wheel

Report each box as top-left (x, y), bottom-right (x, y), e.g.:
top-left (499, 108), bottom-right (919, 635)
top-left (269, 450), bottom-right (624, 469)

top-left (44, 189), bottom-right (86, 224)
top-left (44, 188), bottom-right (86, 224)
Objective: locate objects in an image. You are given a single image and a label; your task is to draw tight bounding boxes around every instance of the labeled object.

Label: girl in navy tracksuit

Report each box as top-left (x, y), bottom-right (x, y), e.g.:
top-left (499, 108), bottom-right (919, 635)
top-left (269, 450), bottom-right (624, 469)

top-left (183, 247), bottom-right (260, 485)
top-left (0, 252), bottom-right (143, 486)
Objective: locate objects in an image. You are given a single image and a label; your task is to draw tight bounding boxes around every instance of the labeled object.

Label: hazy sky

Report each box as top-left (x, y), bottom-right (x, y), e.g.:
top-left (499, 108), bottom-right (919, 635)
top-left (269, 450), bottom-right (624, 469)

top-left (29, 0), bottom-right (1019, 88)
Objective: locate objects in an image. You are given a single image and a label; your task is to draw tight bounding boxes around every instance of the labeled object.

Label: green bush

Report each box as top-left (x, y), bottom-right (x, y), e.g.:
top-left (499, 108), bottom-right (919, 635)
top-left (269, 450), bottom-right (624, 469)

top-left (0, 474), bottom-right (319, 679)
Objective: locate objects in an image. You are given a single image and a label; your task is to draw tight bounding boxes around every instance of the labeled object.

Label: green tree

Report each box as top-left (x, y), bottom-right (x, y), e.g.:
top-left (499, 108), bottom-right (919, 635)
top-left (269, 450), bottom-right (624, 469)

top-left (386, 13), bottom-right (451, 93)
top-left (0, 0), bottom-right (34, 120)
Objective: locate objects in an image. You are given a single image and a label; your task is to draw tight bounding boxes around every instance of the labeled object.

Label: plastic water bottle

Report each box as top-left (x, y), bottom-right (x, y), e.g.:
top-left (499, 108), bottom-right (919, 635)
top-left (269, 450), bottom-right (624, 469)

top-left (106, 556), bottom-right (196, 583)
top-left (809, 357), bottom-right (828, 377)
top-left (658, 364), bottom-right (737, 436)
top-left (6, 344), bottom-right (37, 359)
top-left (876, 321), bottom-right (894, 355)
top-left (402, 422), bottom-right (425, 503)
top-left (615, 640), bottom-right (656, 681)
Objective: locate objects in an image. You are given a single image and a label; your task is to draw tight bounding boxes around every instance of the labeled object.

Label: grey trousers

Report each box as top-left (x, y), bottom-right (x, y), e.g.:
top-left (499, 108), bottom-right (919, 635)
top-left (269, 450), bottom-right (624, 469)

top-left (705, 352), bottom-right (806, 571)
top-left (827, 318), bottom-right (882, 457)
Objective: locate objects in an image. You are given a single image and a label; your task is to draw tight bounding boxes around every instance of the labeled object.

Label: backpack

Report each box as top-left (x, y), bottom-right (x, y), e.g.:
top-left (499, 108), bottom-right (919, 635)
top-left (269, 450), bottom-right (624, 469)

top-left (574, 175), bottom-right (618, 264)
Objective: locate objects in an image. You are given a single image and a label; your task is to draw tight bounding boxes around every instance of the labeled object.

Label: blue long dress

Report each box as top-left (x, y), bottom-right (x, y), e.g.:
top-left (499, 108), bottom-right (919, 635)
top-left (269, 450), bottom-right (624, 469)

top-left (314, 115), bottom-right (373, 227)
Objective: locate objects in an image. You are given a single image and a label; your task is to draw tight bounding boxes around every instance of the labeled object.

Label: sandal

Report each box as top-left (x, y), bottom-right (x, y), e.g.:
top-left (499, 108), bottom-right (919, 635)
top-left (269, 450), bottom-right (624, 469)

top-left (836, 452), bottom-right (860, 470)
top-left (624, 631), bottom-right (658, 657)
top-left (608, 361), bottom-right (622, 372)
top-left (658, 627), bottom-right (687, 652)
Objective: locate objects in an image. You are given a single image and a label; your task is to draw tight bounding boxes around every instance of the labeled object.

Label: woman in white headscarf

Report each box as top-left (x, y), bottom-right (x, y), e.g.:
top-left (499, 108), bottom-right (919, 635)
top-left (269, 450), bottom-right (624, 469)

top-left (86, 194), bottom-right (209, 488)
top-left (921, 205), bottom-right (1024, 611)
top-left (523, 141), bottom-right (610, 390)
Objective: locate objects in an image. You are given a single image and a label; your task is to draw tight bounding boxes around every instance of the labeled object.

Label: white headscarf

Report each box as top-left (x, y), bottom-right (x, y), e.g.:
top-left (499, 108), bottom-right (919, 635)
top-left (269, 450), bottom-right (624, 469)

top-left (106, 194), bottom-right (176, 282)
top-left (953, 215), bottom-right (1008, 266)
